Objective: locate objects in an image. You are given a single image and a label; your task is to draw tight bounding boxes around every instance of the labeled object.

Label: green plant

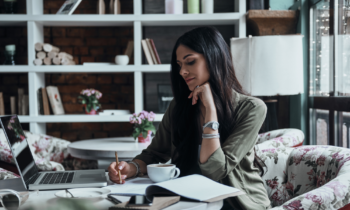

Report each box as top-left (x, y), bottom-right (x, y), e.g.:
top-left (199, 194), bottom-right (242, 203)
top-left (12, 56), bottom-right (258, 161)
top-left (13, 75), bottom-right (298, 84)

top-left (77, 88), bottom-right (102, 113)
top-left (130, 111), bottom-right (156, 140)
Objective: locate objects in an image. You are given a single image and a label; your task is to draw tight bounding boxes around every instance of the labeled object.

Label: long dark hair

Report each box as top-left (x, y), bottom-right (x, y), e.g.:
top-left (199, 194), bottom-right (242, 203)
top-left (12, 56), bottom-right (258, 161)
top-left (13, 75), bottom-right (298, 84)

top-left (169, 26), bottom-right (262, 176)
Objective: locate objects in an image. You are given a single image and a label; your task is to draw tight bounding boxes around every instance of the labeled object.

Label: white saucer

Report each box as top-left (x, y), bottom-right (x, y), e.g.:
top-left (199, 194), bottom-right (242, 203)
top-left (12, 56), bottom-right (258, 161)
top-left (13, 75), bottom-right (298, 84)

top-left (55, 188), bottom-right (111, 199)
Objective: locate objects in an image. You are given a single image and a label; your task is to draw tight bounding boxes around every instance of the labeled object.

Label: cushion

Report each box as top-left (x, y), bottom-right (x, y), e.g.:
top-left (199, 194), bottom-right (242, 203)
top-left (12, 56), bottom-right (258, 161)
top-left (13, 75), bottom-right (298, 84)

top-left (0, 129), bottom-right (70, 172)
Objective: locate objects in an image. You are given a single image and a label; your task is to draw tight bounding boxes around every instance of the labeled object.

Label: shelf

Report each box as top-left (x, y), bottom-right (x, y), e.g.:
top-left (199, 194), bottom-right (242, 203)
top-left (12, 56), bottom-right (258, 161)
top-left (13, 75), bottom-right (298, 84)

top-left (0, 15), bottom-right (28, 26)
top-left (0, 13), bottom-right (242, 27)
top-left (18, 114), bottom-right (164, 123)
top-left (0, 65), bottom-right (171, 73)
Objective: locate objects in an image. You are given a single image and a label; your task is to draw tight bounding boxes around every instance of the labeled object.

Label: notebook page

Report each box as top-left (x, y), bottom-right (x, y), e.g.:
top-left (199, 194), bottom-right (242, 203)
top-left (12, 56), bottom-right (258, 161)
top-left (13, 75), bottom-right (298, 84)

top-left (146, 174), bottom-right (241, 201)
top-left (104, 177), bottom-right (153, 195)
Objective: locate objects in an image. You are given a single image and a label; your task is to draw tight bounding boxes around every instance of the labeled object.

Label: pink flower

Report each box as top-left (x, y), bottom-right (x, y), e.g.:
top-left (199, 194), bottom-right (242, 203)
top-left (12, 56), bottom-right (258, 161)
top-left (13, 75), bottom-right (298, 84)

top-left (267, 180), bottom-right (278, 189)
top-left (87, 93), bottom-right (91, 96)
top-left (283, 200), bottom-right (304, 210)
top-left (325, 181), bottom-right (347, 198)
top-left (262, 148), bottom-right (276, 153)
top-left (91, 89), bottom-right (95, 94)
top-left (129, 116), bottom-right (134, 123)
top-left (332, 152), bottom-right (344, 161)
top-left (139, 113), bottom-right (145, 120)
top-left (138, 118), bottom-right (142, 124)
top-left (305, 187), bottom-right (334, 205)
top-left (316, 155), bottom-right (326, 166)
top-left (285, 182), bottom-right (294, 191)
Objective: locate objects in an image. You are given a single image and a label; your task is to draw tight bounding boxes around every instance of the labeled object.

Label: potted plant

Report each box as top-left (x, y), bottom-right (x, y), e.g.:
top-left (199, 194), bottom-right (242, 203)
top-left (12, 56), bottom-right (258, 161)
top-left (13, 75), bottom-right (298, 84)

top-left (130, 111), bottom-right (156, 143)
top-left (78, 89), bottom-right (102, 115)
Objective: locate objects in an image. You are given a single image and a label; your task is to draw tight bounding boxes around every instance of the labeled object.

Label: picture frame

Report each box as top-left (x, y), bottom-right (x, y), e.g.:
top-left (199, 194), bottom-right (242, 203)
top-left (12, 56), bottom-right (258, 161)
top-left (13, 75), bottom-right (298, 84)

top-left (56, 0), bottom-right (82, 15)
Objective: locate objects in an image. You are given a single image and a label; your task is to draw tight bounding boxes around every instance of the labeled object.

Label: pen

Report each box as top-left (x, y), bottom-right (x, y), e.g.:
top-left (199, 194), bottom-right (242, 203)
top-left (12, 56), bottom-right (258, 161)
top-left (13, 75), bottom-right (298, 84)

top-left (115, 152), bottom-right (123, 184)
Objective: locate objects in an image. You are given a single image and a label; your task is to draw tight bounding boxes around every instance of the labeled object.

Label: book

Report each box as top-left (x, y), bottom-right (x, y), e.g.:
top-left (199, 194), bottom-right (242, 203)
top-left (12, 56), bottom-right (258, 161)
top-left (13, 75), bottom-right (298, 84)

top-left (141, 40), bottom-right (154, 65)
top-left (107, 175), bottom-right (244, 207)
top-left (22, 95), bottom-right (29, 115)
top-left (149, 39), bottom-right (161, 64)
top-left (0, 92), bottom-right (4, 115)
top-left (10, 96), bottom-right (16, 114)
top-left (146, 38), bottom-right (158, 64)
top-left (41, 88), bottom-right (50, 115)
top-left (46, 86), bottom-right (65, 115)
top-left (17, 88), bottom-right (24, 115)
top-left (56, 0), bottom-right (82, 15)
top-left (37, 88), bottom-right (44, 115)
top-left (144, 175), bottom-right (244, 202)
top-left (124, 40), bottom-right (134, 60)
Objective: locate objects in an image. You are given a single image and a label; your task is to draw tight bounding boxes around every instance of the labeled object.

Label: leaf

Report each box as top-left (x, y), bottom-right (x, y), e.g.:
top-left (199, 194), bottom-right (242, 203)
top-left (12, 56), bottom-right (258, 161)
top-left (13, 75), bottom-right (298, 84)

top-left (294, 185), bottom-right (301, 195)
top-left (289, 157), bottom-right (294, 166)
top-left (142, 131), bottom-right (147, 138)
top-left (286, 189), bottom-right (293, 197)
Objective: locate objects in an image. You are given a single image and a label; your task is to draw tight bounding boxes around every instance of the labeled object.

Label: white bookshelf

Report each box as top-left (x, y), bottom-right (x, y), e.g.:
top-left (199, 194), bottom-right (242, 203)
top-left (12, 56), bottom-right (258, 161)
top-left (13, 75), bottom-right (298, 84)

top-left (0, 0), bottom-right (246, 134)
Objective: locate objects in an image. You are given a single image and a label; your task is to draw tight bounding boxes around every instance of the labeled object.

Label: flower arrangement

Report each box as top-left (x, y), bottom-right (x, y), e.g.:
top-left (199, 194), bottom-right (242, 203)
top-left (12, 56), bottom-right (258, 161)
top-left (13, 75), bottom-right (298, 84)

top-left (130, 111), bottom-right (156, 141)
top-left (78, 88), bottom-right (102, 114)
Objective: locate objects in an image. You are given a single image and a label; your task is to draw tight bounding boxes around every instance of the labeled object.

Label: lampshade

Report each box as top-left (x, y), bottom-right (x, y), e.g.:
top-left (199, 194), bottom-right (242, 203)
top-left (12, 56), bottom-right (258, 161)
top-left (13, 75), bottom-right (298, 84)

top-left (230, 35), bottom-right (304, 96)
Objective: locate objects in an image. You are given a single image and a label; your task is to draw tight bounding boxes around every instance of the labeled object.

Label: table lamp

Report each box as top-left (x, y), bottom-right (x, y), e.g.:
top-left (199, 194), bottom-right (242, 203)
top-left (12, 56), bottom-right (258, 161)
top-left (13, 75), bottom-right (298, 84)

top-left (230, 35), bottom-right (304, 131)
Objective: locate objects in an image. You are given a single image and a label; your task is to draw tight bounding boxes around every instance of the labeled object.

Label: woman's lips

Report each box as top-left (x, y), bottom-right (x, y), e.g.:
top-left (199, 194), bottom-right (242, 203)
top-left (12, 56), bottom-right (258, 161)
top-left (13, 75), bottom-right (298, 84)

top-left (185, 78), bottom-right (194, 83)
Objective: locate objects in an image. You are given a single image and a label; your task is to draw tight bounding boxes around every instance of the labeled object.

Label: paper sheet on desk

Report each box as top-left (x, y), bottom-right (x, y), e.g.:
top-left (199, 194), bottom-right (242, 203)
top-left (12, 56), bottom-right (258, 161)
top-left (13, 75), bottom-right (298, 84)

top-left (103, 177), bottom-right (153, 195)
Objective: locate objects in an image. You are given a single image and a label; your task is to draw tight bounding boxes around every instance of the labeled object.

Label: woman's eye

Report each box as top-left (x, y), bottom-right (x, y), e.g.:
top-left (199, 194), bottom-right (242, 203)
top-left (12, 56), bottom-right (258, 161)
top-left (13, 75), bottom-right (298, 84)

top-left (187, 60), bottom-right (195, 65)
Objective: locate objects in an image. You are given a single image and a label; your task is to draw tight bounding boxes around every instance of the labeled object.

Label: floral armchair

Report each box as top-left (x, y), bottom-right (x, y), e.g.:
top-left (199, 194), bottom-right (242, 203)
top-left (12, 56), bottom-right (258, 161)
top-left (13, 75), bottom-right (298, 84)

top-left (255, 129), bottom-right (350, 209)
top-left (0, 129), bottom-right (97, 180)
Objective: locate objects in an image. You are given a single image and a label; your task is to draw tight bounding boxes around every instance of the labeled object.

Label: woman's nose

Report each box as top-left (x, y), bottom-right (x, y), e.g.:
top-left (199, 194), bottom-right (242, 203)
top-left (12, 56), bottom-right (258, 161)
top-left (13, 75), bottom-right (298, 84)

top-left (179, 67), bottom-right (188, 76)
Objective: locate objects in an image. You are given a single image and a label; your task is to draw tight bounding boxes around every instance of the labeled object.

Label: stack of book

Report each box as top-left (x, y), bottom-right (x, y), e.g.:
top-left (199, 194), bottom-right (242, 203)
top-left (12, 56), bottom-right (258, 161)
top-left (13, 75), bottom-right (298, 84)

top-left (37, 86), bottom-right (65, 115)
top-left (141, 38), bottom-right (161, 65)
top-left (0, 89), bottom-right (29, 116)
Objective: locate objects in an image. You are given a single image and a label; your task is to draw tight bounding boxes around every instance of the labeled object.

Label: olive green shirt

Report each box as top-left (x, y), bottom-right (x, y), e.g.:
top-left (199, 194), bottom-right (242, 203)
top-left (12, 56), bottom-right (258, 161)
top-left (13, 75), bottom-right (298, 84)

top-left (134, 89), bottom-right (271, 210)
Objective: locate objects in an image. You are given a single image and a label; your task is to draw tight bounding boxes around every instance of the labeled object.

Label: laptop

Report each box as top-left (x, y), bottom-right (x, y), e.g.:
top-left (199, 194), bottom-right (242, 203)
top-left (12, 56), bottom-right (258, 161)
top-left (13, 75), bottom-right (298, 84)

top-left (0, 115), bottom-right (107, 190)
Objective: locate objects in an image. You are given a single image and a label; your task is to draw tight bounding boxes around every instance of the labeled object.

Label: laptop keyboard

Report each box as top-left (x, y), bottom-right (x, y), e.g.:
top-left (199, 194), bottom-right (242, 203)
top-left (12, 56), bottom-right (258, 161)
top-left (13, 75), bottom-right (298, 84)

top-left (35, 172), bottom-right (75, 185)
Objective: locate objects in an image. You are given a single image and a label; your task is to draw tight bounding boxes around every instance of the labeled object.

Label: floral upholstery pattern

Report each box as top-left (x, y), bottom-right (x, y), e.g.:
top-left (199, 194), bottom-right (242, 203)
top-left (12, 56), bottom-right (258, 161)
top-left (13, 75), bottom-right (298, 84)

top-left (0, 128), bottom-right (99, 180)
top-left (0, 129), bottom-right (70, 173)
top-left (256, 129), bottom-right (350, 210)
top-left (0, 168), bottom-right (20, 180)
top-left (257, 128), bottom-right (305, 147)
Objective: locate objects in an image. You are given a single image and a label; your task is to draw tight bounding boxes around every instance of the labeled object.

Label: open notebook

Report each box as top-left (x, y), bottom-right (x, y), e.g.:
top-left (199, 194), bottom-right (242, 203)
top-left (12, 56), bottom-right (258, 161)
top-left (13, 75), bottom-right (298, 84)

top-left (144, 174), bottom-right (245, 202)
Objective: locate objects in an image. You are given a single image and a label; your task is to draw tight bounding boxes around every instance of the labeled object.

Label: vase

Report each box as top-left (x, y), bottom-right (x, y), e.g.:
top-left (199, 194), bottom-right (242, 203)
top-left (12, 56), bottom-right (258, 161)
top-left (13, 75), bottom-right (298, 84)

top-left (115, 55), bottom-right (129, 65)
top-left (138, 130), bottom-right (152, 143)
top-left (84, 105), bottom-right (98, 115)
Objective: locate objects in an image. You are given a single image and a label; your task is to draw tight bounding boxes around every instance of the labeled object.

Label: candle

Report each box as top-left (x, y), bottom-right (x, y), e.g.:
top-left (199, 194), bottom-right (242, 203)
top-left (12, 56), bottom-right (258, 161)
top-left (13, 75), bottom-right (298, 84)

top-left (201, 0), bottom-right (213, 14)
top-left (187, 0), bottom-right (199, 14)
top-left (165, 0), bottom-right (183, 14)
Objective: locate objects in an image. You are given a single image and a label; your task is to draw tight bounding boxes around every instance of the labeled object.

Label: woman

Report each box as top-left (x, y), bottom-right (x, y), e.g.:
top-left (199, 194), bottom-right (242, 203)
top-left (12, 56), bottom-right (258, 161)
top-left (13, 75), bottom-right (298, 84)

top-left (108, 27), bottom-right (271, 209)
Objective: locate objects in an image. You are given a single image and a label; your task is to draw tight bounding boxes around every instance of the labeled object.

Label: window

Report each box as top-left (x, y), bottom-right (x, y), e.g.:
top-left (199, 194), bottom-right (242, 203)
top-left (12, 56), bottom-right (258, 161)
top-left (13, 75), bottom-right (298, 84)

top-left (309, 0), bottom-right (350, 146)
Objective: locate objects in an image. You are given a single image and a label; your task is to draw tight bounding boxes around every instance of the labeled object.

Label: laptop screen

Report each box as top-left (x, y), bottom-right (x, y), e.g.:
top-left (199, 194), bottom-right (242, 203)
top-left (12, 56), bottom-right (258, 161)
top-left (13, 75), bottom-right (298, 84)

top-left (0, 115), bottom-right (38, 186)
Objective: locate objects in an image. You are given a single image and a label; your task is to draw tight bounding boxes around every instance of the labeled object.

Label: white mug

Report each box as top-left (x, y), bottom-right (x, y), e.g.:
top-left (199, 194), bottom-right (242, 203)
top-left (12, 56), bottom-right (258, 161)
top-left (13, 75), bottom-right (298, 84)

top-left (147, 164), bottom-right (180, 183)
top-left (115, 55), bottom-right (129, 65)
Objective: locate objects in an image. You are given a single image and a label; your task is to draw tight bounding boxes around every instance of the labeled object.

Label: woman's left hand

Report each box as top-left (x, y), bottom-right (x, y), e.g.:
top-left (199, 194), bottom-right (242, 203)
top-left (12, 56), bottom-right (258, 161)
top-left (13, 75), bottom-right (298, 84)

top-left (188, 82), bottom-right (215, 109)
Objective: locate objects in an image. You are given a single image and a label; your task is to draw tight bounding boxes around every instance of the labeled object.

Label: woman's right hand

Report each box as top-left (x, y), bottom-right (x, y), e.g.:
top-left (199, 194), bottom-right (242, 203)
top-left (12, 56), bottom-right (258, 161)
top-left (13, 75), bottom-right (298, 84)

top-left (108, 161), bottom-right (132, 184)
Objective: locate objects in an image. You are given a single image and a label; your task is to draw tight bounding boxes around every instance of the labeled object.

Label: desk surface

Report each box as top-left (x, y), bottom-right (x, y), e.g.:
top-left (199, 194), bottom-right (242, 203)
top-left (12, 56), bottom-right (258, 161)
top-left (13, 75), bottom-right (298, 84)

top-left (68, 137), bottom-right (151, 160)
top-left (0, 173), bottom-right (223, 210)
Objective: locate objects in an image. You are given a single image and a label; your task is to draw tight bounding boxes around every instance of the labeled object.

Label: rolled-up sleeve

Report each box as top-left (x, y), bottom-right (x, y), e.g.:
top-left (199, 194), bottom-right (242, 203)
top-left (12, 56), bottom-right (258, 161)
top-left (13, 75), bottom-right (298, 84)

top-left (199, 99), bottom-right (267, 181)
top-left (133, 100), bottom-right (175, 165)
